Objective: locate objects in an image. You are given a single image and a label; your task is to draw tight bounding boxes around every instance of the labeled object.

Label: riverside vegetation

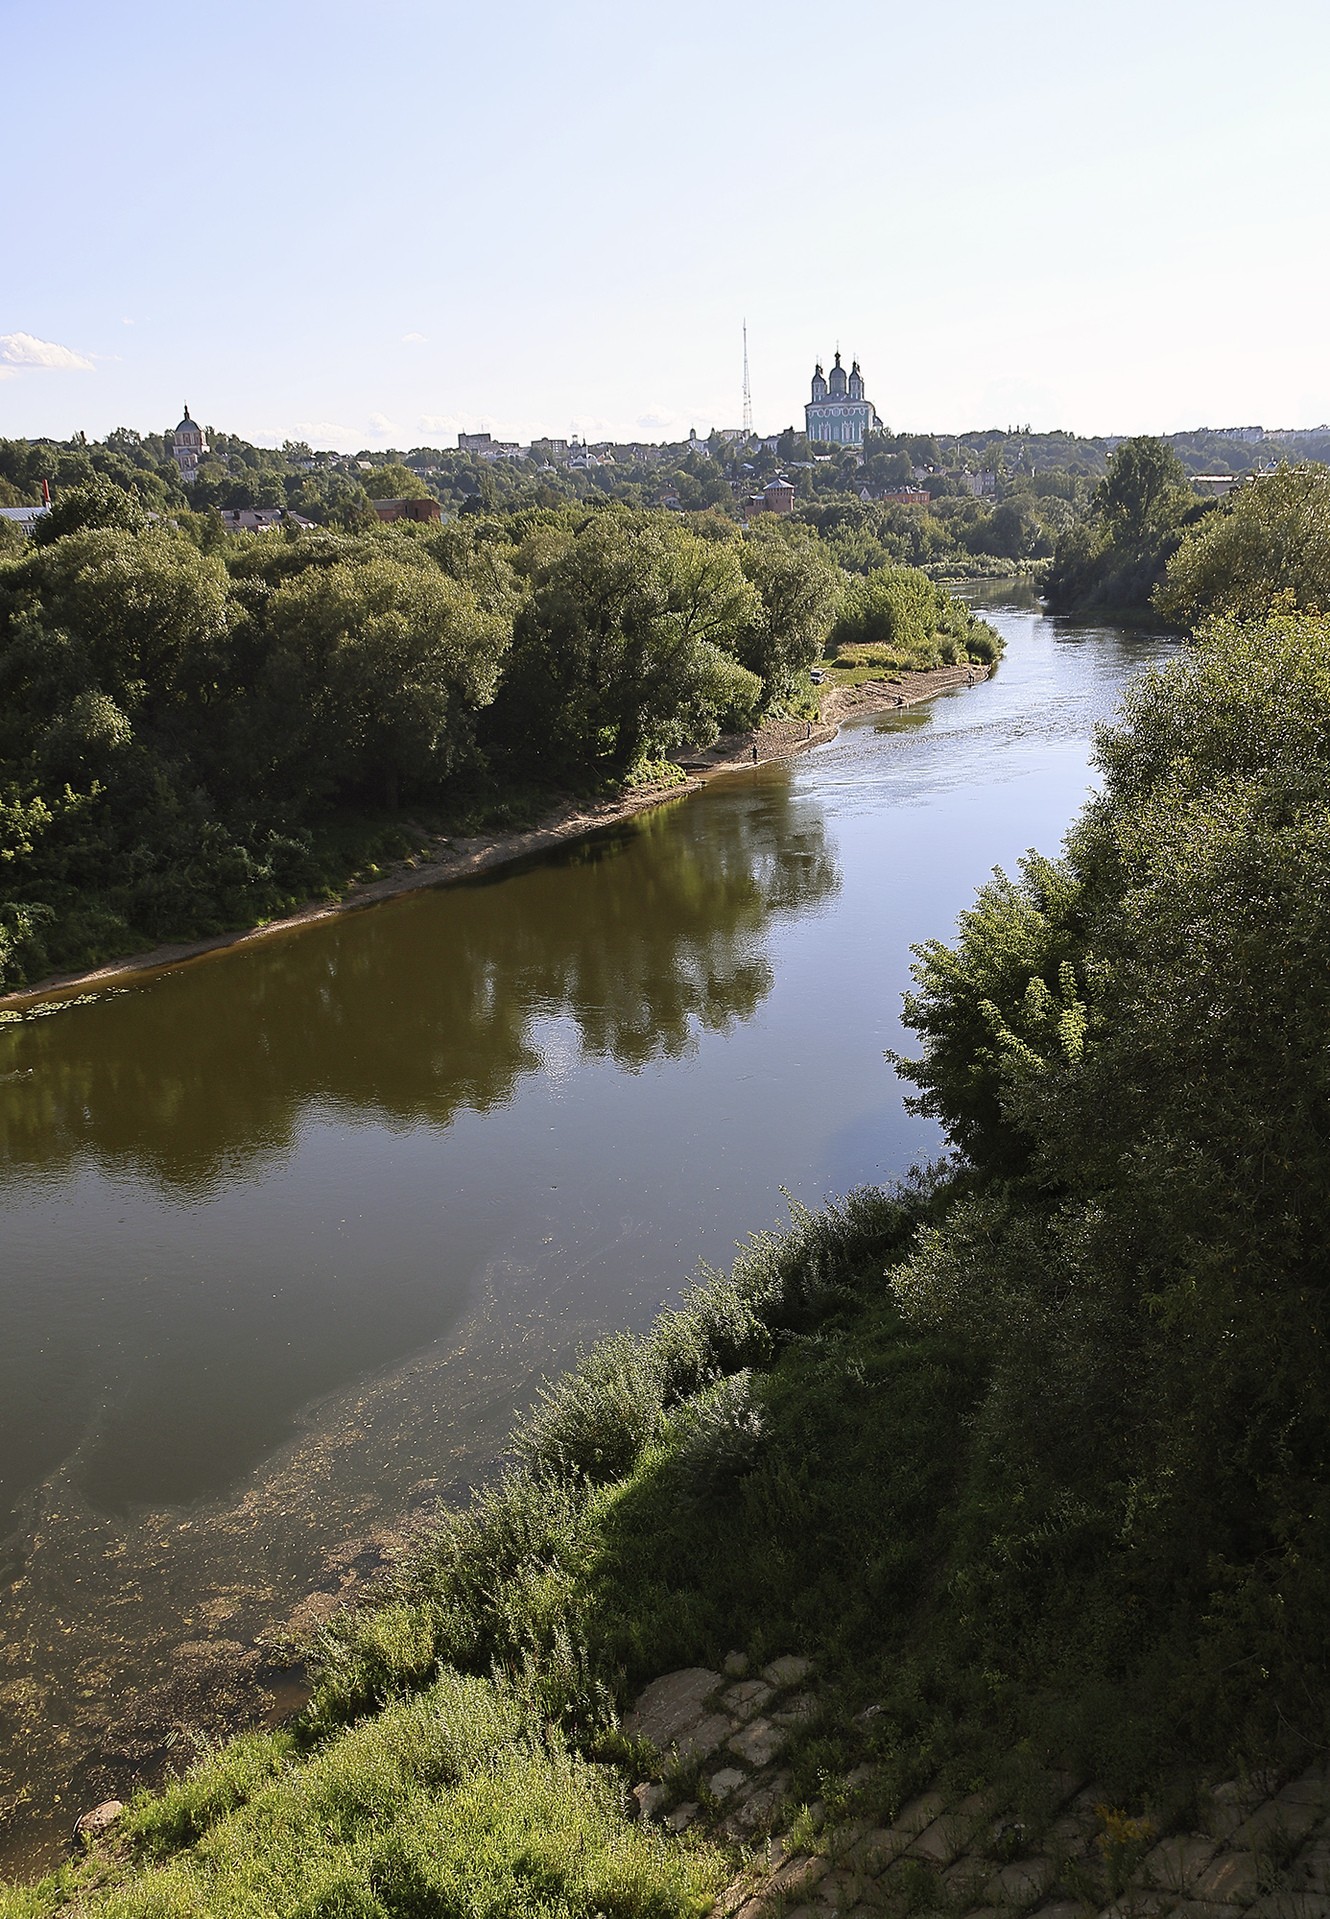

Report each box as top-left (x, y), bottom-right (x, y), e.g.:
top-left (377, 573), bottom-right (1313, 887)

top-left (6, 479), bottom-right (1330, 1917)
top-left (0, 489), bottom-right (999, 992)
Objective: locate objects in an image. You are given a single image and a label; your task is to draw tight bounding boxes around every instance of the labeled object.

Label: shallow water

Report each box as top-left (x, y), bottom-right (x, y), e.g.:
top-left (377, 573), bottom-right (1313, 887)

top-left (0, 585), bottom-right (1175, 1869)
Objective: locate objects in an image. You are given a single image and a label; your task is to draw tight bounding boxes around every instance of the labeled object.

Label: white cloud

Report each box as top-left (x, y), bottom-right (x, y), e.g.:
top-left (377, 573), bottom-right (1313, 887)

top-left (401, 331), bottom-right (427, 344)
top-left (121, 316), bottom-right (135, 327)
top-left (0, 331), bottom-right (95, 372)
top-left (0, 368), bottom-right (17, 382)
top-left (291, 420), bottom-right (353, 443)
top-left (420, 412), bottom-right (463, 433)
top-left (366, 412), bottom-right (399, 440)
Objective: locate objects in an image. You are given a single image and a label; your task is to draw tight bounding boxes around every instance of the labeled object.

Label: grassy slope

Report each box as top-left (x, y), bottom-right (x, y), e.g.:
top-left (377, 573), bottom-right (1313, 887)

top-left (9, 1174), bottom-right (1301, 1917)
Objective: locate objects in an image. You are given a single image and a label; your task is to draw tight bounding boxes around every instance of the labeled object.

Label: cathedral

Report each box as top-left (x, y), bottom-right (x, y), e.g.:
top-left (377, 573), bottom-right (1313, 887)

top-left (804, 352), bottom-right (880, 447)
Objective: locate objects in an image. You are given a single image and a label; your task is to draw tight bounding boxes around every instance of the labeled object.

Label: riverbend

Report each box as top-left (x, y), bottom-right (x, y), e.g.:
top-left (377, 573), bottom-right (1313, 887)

top-left (0, 586), bottom-right (1174, 1872)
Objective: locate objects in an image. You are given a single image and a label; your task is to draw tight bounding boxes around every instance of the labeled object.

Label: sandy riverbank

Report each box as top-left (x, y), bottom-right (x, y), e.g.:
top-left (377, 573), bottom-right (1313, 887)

top-left (0, 662), bottom-right (988, 1013)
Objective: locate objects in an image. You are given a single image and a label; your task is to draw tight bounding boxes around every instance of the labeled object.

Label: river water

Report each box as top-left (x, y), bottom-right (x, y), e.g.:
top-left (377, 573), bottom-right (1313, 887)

top-left (0, 586), bottom-right (1175, 1870)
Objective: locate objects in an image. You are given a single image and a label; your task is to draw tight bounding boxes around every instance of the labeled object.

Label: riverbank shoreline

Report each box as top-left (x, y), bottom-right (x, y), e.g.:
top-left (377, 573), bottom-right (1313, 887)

top-left (0, 663), bottom-right (988, 1013)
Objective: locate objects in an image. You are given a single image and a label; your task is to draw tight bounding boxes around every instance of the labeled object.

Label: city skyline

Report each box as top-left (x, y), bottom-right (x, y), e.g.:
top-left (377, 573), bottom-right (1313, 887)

top-left (4, 0), bottom-right (1329, 453)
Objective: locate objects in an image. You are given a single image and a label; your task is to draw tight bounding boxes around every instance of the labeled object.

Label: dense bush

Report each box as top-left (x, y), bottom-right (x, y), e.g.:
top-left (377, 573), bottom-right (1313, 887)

top-left (0, 500), bottom-right (991, 988)
top-left (893, 611), bottom-right (1330, 1774)
top-left (828, 564), bottom-right (997, 667)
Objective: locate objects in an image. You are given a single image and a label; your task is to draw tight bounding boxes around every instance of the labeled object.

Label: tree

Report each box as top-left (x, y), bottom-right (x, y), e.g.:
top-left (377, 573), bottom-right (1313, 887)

top-left (1091, 435), bottom-right (1187, 548)
top-left (736, 523), bottom-right (840, 697)
top-left (260, 552), bottom-right (509, 808)
top-left (361, 462), bottom-right (434, 502)
top-left (485, 512), bottom-right (747, 783)
top-left (31, 476), bottom-right (148, 545)
top-left (1156, 463), bottom-right (1330, 629)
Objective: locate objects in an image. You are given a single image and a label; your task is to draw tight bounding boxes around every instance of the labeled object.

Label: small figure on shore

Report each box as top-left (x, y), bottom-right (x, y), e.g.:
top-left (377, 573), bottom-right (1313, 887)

top-left (805, 721), bottom-right (813, 740)
top-left (967, 668), bottom-right (975, 686)
top-left (895, 695), bottom-right (904, 708)
top-left (751, 744), bottom-right (758, 763)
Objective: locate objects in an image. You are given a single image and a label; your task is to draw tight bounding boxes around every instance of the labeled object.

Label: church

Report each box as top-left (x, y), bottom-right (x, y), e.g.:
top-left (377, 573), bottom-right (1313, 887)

top-left (804, 352), bottom-right (880, 447)
top-left (170, 406), bottom-right (208, 484)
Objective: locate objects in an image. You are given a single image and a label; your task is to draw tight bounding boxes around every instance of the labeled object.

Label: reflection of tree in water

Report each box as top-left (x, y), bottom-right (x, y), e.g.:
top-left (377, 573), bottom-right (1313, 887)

top-left (0, 783), bottom-right (838, 1191)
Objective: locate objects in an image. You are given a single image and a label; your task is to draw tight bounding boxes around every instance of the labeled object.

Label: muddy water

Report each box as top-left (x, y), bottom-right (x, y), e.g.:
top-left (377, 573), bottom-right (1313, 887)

top-left (0, 586), bottom-right (1175, 1871)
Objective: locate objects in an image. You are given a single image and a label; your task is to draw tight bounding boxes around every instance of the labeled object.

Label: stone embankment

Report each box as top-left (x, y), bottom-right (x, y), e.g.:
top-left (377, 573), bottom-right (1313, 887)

top-left (625, 1662), bottom-right (1330, 1919)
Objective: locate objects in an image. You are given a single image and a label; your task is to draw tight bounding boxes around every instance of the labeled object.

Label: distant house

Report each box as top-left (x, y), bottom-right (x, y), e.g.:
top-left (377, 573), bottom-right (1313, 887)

top-left (742, 477), bottom-right (796, 523)
top-left (458, 432), bottom-right (493, 453)
top-left (218, 507), bottom-right (317, 534)
top-left (371, 497), bottom-right (442, 523)
top-left (0, 505), bottom-right (49, 535)
top-left (880, 489), bottom-right (930, 507)
top-left (959, 470), bottom-right (997, 499)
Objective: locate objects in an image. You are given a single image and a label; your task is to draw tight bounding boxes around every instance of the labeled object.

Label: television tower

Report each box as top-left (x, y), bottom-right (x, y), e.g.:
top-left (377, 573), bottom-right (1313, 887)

top-left (742, 320), bottom-right (753, 438)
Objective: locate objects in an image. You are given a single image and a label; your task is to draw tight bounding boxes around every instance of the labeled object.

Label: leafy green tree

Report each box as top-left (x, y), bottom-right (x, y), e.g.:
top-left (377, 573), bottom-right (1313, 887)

top-left (31, 476), bottom-right (148, 545)
top-left (260, 552), bottom-right (509, 808)
top-left (362, 462), bottom-right (434, 502)
top-left (1092, 435), bottom-right (1188, 547)
top-left (1156, 463), bottom-right (1330, 629)
top-left (735, 523), bottom-right (839, 697)
top-left (486, 512), bottom-right (747, 783)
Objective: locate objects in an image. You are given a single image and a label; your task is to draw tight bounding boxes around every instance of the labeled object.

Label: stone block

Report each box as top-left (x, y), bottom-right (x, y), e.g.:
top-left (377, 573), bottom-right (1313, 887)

top-left (1193, 1850), bottom-right (1261, 1905)
top-left (724, 1650), bottom-right (750, 1678)
top-left (1276, 1774), bottom-right (1330, 1811)
top-left (728, 1716), bottom-right (787, 1768)
top-left (632, 1781), bottom-right (667, 1819)
top-left (1231, 1798), bottom-right (1322, 1852)
top-left (762, 1654), bottom-right (814, 1689)
top-left (1287, 1840), bottom-right (1330, 1894)
top-left (1140, 1834), bottom-right (1219, 1893)
top-left (724, 1679), bottom-right (776, 1720)
top-left (665, 1800), bottom-right (699, 1832)
top-left (986, 1856), bottom-right (1056, 1907)
top-left (771, 1854), bottom-right (828, 1898)
top-left (852, 1826), bottom-right (911, 1872)
top-left (773, 1690), bottom-right (819, 1727)
top-left (895, 1790), bottom-right (947, 1837)
top-left (911, 1813), bottom-right (968, 1866)
top-left (710, 1767), bottom-right (747, 1801)
top-left (731, 1770), bottom-right (793, 1832)
top-left (1247, 1897), bottom-right (1328, 1919)
top-left (624, 1667), bottom-right (722, 1749)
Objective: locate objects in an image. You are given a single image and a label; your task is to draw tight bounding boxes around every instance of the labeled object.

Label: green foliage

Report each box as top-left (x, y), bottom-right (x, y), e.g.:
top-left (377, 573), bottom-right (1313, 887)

top-left (12, 1674), bottom-right (723, 1919)
top-left (1157, 462), bottom-right (1330, 628)
top-left (828, 565), bottom-right (997, 669)
top-left (734, 522), bottom-right (840, 698)
top-left (30, 477), bottom-right (149, 546)
top-left (1044, 437), bottom-right (1193, 616)
top-left (891, 610), bottom-right (1330, 1779)
top-left (360, 461), bottom-right (433, 502)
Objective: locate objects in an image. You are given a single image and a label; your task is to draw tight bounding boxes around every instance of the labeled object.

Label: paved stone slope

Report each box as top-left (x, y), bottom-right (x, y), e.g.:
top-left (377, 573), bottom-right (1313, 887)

top-left (625, 1662), bottom-right (1330, 1919)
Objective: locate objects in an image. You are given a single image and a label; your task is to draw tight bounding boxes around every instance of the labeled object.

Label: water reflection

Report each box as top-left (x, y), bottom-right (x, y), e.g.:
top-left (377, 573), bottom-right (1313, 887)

top-left (0, 787), bottom-right (838, 1192)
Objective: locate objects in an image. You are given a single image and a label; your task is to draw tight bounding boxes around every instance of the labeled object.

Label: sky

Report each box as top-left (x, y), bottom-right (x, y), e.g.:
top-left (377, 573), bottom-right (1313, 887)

top-left (3, 0), bottom-right (1329, 452)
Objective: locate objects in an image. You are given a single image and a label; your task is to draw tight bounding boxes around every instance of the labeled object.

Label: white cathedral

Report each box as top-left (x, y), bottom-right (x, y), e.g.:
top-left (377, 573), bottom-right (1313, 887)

top-left (804, 352), bottom-right (880, 447)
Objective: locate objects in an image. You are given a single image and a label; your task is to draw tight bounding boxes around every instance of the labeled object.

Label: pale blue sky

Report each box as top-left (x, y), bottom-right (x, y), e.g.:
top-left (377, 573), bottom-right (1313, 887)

top-left (3, 0), bottom-right (1328, 450)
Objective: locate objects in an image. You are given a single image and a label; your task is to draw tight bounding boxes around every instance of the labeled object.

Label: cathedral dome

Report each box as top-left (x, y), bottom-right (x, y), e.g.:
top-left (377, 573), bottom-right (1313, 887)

top-left (175, 406), bottom-right (200, 436)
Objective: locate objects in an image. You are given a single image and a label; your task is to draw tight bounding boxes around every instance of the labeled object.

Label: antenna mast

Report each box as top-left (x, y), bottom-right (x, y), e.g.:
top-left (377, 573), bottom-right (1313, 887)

top-left (742, 319), bottom-right (753, 438)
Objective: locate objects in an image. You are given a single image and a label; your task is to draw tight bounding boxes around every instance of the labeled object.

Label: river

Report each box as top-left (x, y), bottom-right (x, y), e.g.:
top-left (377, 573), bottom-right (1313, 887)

top-left (0, 585), bottom-right (1175, 1872)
